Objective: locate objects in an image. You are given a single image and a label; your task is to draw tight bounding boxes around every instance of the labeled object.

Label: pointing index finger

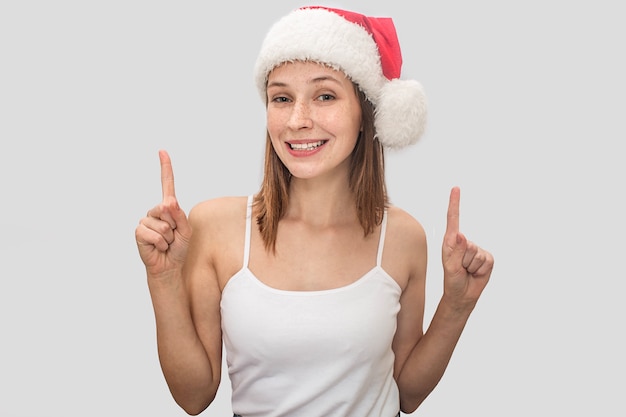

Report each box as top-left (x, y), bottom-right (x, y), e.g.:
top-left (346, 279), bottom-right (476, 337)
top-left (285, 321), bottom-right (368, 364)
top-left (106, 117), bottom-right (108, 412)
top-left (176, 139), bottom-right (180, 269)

top-left (445, 186), bottom-right (461, 236)
top-left (159, 149), bottom-right (176, 199)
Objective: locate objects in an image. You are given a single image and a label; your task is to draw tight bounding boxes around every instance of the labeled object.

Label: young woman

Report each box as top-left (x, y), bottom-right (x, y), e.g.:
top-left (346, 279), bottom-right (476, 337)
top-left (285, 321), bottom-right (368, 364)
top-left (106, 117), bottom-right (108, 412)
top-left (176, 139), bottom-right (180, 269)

top-left (135, 6), bottom-right (494, 417)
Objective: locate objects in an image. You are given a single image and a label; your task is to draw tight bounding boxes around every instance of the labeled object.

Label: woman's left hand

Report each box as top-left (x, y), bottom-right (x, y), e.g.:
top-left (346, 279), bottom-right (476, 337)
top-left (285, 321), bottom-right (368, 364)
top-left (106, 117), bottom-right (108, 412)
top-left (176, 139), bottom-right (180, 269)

top-left (441, 187), bottom-right (494, 310)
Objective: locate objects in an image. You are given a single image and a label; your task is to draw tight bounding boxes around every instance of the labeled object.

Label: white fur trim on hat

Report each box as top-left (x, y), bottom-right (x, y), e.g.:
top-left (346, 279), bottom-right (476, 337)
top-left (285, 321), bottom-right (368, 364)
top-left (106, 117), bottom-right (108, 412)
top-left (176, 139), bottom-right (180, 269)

top-left (375, 79), bottom-right (428, 149)
top-left (254, 7), bottom-right (427, 149)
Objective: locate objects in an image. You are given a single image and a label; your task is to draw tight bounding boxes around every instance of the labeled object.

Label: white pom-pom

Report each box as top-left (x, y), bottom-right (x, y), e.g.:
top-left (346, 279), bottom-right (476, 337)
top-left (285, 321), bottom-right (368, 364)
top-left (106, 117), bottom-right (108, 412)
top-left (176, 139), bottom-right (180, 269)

top-left (374, 79), bottom-right (428, 149)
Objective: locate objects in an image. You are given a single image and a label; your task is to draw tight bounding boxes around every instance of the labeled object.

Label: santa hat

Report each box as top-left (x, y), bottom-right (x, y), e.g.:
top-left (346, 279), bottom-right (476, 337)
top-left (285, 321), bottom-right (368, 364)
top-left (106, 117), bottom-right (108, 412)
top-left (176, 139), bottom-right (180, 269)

top-left (254, 6), bottom-right (427, 149)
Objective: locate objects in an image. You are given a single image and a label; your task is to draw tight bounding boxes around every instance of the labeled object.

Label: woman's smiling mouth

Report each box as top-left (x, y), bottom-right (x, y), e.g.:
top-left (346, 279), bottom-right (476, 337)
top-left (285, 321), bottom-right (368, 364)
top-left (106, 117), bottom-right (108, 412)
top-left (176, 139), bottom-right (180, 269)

top-left (288, 140), bottom-right (327, 151)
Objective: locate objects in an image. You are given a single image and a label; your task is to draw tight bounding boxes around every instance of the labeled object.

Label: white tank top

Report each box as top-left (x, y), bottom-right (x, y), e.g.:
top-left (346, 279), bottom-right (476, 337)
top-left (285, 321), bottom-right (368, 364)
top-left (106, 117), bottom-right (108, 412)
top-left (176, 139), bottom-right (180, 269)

top-left (221, 196), bottom-right (401, 416)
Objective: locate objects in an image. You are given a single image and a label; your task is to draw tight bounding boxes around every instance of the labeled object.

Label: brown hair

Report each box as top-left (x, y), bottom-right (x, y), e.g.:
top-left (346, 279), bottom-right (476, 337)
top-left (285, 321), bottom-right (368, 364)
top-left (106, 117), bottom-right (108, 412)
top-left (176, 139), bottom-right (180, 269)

top-left (253, 88), bottom-right (388, 252)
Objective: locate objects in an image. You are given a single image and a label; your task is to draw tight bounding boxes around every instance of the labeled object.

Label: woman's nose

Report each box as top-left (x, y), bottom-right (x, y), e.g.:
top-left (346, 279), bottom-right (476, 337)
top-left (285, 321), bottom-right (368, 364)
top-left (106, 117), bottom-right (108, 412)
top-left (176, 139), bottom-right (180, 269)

top-left (286, 100), bottom-right (313, 130)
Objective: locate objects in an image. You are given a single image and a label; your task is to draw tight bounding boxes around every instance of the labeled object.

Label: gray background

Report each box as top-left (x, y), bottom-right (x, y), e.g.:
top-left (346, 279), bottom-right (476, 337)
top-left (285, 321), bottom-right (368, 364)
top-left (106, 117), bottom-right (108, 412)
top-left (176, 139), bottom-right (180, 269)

top-left (1, 0), bottom-right (624, 415)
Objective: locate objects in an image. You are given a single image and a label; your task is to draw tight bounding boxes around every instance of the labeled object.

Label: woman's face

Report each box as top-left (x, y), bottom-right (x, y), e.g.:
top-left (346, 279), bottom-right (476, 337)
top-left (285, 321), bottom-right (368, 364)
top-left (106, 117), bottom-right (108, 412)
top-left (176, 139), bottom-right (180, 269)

top-left (265, 61), bottom-right (362, 181)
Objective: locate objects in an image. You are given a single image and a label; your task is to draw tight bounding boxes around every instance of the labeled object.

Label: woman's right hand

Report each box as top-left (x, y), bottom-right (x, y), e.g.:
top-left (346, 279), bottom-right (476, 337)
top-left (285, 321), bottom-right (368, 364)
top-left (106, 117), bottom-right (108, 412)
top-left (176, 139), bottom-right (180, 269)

top-left (135, 150), bottom-right (192, 278)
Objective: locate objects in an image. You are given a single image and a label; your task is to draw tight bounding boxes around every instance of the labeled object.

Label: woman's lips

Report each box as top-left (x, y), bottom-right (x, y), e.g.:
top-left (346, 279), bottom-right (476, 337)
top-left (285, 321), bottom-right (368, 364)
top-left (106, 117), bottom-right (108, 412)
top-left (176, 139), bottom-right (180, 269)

top-left (288, 140), bottom-right (326, 151)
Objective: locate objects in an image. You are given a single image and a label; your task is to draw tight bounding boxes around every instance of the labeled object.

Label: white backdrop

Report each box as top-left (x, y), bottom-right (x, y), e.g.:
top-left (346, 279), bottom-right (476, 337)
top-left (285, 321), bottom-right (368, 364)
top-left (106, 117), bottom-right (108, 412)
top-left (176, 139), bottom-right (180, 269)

top-left (1, 1), bottom-right (624, 415)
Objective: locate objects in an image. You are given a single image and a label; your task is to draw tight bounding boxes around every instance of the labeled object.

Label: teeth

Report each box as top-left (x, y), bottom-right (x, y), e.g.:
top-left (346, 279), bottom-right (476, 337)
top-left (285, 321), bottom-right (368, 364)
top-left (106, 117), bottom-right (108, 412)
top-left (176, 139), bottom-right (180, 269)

top-left (290, 141), bottom-right (324, 151)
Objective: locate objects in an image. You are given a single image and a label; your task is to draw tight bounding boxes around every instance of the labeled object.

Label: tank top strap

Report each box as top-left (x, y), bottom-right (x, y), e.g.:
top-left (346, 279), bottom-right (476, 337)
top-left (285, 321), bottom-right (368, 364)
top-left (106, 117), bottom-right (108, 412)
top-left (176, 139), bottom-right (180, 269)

top-left (376, 209), bottom-right (388, 267)
top-left (242, 195), bottom-right (254, 267)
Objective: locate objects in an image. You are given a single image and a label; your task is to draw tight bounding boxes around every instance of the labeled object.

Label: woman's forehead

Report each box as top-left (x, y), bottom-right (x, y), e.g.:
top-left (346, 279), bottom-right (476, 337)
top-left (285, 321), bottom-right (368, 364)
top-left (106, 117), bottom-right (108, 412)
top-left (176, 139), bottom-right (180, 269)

top-left (270, 60), bottom-right (347, 76)
top-left (267, 60), bottom-right (351, 84)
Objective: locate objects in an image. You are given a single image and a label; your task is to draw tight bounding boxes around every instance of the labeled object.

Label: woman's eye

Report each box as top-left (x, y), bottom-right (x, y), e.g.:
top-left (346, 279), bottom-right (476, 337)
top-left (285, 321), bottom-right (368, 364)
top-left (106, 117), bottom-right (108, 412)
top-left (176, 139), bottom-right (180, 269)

top-left (271, 96), bottom-right (290, 103)
top-left (318, 94), bottom-right (335, 101)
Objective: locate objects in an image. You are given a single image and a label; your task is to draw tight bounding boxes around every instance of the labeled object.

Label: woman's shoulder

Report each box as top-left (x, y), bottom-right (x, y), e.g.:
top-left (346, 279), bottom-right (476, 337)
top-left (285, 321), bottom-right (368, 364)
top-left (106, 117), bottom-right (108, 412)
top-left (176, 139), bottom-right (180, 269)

top-left (188, 195), bottom-right (251, 231)
top-left (383, 205), bottom-right (428, 289)
top-left (386, 204), bottom-right (426, 243)
top-left (189, 195), bottom-right (249, 217)
top-left (187, 196), bottom-right (251, 274)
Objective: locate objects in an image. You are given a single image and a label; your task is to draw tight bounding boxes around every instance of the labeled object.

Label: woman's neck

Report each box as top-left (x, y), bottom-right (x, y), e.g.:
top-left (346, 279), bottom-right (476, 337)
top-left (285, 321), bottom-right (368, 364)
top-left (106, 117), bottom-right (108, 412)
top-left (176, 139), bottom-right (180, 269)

top-left (285, 176), bottom-right (357, 228)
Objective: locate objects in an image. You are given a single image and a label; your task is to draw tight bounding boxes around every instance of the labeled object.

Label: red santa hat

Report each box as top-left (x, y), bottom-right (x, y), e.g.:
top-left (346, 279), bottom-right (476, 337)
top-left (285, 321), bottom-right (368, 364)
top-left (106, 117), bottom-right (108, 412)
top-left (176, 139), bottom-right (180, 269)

top-left (254, 6), bottom-right (427, 149)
